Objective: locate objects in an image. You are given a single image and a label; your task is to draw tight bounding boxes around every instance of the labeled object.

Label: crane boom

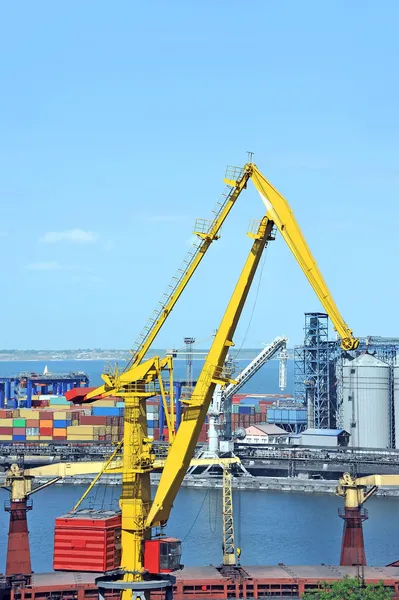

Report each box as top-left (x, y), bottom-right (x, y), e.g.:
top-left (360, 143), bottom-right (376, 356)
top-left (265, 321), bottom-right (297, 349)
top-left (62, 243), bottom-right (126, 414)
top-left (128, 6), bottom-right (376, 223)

top-left (146, 217), bottom-right (275, 528)
top-left (225, 164), bottom-right (359, 351)
top-left (223, 336), bottom-right (288, 400)
top-left (216, 336), bottom-right (288, 439)
top-left (126, 169), bottom-right (251, 369)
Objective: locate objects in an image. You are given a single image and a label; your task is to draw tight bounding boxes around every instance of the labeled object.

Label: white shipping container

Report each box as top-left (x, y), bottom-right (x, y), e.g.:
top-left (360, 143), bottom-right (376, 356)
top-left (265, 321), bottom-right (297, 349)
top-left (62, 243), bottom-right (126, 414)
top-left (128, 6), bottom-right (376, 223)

top-left (26, 427), bottom-right (40, 436)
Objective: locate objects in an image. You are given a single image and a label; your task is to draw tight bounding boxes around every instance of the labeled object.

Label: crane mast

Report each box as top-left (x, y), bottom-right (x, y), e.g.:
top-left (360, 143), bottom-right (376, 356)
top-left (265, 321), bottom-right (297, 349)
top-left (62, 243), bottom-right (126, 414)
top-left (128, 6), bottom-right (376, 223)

top-left (147, 217), bottom-right (275, 527)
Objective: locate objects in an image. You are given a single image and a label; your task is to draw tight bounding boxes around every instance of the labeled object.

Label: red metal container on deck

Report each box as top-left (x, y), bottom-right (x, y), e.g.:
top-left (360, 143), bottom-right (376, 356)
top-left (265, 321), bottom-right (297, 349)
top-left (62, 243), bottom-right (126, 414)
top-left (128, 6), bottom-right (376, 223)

top-left (80, 415), bottom-right (107, 426)
top-left (54, 509), bottom-right (121, 572)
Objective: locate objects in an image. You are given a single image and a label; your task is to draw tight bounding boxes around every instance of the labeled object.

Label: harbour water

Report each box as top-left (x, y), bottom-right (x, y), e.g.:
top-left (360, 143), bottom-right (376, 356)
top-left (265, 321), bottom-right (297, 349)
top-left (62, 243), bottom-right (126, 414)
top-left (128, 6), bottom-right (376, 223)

top-left (1, 483), bottom-right (399, 572)
top-left (0, 359), bottom-right (399, 573)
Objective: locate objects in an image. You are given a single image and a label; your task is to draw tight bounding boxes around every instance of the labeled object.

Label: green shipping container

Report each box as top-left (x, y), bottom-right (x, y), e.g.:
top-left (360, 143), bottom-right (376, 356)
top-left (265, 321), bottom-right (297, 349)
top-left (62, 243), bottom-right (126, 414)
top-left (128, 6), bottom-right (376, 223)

top-left (13, 418), bottom-right (27, 428)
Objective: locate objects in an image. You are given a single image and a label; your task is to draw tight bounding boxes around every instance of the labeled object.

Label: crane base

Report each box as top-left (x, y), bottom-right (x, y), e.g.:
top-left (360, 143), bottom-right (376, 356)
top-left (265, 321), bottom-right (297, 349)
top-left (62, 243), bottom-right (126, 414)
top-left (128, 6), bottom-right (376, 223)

top-left (96, 572), bottom-right (176, 600)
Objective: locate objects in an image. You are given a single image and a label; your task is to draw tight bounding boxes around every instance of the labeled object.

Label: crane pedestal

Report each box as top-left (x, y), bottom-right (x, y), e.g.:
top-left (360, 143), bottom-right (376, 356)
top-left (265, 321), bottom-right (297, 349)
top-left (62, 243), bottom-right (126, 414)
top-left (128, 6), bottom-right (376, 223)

top-left (96, 571), bottom-right (176, 600)
top-left (339, 507), bottom-right (368, 566)
top-left (5, 499), bottom-right (32, 578)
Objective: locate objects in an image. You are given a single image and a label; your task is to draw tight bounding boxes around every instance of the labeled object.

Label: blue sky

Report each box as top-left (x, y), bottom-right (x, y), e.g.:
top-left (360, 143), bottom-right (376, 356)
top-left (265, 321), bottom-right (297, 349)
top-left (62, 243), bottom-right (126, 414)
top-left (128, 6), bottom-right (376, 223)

top-left (1, 1), bottom-right (399, 350)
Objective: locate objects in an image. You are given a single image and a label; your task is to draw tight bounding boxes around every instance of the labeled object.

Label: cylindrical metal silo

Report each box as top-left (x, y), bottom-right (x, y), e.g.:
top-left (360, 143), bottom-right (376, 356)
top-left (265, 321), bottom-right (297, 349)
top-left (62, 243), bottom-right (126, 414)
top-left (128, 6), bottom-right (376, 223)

top-left (394, 357), bottom-right (399, 449)
top-left (342, 353), bottom-right (390, 448)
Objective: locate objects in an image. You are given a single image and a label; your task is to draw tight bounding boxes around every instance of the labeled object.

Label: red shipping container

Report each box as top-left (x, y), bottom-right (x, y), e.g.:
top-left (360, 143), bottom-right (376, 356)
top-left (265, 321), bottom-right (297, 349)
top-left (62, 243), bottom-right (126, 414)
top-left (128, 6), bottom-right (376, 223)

top-left (53, 435), bottom-right (67, 441)
top-left (26, 419), bottom-right (40, 427)
top-left (0, 427), bottom-right (13, 434)
top-left (39, 427), bottom-right (53, 436)
top-left (54, 509), bottom-right (121, 572)
top-left (39, 412), bottom-right (53, 420)
top-left (32, 400), bottom-right (49, 408)
top-left (80, 415), bottom-right (107, 426)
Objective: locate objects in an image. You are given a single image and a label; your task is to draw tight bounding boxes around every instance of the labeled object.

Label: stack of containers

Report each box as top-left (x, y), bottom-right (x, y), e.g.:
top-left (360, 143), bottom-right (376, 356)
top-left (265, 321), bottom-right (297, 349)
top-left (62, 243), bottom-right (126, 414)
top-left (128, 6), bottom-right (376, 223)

top-left (146, 400), bottom-right (159, 438)
top-left (40, 411), bottom-right (53, 440)
top-left (0, 409), bottom-right (14, 440)
top-left (13, 417), bottom-right (26, 441)
top-left (53, 410), bottom-right (71, 441)
top-left (20, 408), bottom-right (40, 440)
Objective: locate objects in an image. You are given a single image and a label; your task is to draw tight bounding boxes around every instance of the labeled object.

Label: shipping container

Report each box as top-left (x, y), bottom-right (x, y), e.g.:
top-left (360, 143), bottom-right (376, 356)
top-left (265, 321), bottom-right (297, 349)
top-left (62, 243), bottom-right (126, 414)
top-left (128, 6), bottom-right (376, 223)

top-left (39, 436), bottom-right (53, 440)
top-left (0, 434), bottom-right (12, 440)
top-left (40, 419), bottom-right (53, 428)
top-left (19, 409), bottom-right (39, 419)
top-left (0, 410), bottom-right (13, 419)
top-left (91, 400), bottom-right (116, 407)
top-left (26, 435), bottom-right (39, 441)
top-left (53, 428), bottom-right (67, 436)
top-left (54, 420), bottom-right (67, 428)
top-left (0, 427), bottom-right (13, 435)
top-left (12, 435), bottom-right (26, 441)
top-left (40, 412), bottom-right (53, 420)
top-left (26, 419), bottom-right (40, 427)
top-left (92, 407), bottom-right (121, 417)
top-left (54, 411), bottom-right (67, 420)
top-left (80, 415), bottom-right (107, 426)
top-left (39, 427), bottom-right (53, 436)
top-left (54, 509), bottom-right (121, 572)
top-left (0, 418), bottom-right (13, 427)
top-left (13, 418), bottom-right (26, 428)
top-left (26, 428), bottom-right (40, 436)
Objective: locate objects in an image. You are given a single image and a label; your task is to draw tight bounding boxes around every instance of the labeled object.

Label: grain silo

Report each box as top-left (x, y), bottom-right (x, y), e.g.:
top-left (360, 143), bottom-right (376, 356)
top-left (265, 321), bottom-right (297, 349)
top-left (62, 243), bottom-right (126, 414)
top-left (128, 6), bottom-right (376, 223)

top-left (394, 357), bottom-right (399, 449)
top-left (343, 353), bottom-right (390, 448)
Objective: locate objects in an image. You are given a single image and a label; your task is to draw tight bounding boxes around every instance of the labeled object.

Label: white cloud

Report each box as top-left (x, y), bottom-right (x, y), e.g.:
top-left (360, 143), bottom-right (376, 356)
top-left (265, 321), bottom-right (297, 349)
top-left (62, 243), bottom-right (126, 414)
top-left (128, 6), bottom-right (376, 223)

top-left (39, 228), bottom-right (99, 244)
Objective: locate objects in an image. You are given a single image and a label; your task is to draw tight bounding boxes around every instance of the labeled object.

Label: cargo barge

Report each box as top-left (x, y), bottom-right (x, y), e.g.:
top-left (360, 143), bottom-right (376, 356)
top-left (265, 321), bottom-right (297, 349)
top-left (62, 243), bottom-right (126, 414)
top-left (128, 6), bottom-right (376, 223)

top-left (6, 566), bottom-right (399, 600)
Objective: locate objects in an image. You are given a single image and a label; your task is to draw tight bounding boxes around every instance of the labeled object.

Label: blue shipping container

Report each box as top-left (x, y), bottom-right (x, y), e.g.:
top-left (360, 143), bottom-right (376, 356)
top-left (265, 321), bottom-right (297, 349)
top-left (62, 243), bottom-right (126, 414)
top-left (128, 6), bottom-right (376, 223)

top-left (238, 406), bottom-right (252, 414)
top-left (54, 420), bottom-right (67, 428)
top-left (92, 407), bottom-right (122, 417)
top-left (13, 435), bottom-right (26, 441)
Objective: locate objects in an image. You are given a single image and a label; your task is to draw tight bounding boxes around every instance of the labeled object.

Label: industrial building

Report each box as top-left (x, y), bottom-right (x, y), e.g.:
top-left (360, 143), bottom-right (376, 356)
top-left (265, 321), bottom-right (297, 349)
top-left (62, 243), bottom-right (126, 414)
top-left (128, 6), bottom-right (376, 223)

top-left (300, 428), bottom-right (350, 448)
top-left (294, 312), bottom-right (399, 449)
top-left (244, 423), bottom-right (289, 444)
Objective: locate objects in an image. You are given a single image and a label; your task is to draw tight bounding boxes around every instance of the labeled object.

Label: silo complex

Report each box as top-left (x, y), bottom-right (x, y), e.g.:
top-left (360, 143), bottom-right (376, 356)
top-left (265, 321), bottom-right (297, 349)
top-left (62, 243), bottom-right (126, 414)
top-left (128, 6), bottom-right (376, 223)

top-left (394, 357), bottom-right (399, 449)
top-left (343, 353), bottom-right (390, 448)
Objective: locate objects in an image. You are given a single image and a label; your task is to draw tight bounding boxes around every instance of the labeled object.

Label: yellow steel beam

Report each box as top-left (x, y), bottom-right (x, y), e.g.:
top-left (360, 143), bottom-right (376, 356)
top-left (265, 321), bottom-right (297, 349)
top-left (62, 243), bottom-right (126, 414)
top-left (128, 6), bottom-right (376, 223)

top-left (146, 217), bottom-right (274, 528)
top-left (236, 163), bottom-right (358, 351)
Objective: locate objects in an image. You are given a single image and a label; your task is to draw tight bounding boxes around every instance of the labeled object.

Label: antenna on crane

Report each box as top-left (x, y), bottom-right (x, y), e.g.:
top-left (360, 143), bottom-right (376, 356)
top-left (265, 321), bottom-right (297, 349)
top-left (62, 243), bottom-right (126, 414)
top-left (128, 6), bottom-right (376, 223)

top-left (183, 337), bottom-right (195, 398)
top-left (247, 151), bottom-right (254, 164)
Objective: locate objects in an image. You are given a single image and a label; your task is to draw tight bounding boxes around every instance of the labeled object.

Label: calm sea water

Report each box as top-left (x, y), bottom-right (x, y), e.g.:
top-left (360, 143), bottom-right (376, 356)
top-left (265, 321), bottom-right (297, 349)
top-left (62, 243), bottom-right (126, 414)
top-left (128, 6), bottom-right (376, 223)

top-left (0, 359), bottom-right (398, 572)
top-left (0, 357), bottom-right (294, 395)
top-left (1, 484), bottom-right (399, 572)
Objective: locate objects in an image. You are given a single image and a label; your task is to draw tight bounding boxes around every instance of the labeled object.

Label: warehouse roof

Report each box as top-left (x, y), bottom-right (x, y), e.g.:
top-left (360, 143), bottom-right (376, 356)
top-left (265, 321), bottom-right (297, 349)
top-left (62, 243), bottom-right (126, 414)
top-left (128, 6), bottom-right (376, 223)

top-left (246, 424), bottom-right (288, 435)
top-left (301, 428), bottom-right (348, 437)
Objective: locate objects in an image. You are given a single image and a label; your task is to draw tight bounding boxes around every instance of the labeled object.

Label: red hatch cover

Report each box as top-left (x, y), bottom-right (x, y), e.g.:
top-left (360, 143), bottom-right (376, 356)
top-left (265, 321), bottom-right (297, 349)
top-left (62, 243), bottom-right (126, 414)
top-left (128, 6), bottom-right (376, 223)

top-left (65, 387), bottom-right (100, 403)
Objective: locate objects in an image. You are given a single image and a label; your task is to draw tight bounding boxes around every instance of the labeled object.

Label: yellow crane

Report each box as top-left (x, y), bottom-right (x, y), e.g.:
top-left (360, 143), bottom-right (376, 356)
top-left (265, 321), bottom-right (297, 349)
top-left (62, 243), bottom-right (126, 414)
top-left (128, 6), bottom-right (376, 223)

top-left (68, 160), bottom-right (358, 599)
top-left (336, 472), bottom-right (399, 566)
